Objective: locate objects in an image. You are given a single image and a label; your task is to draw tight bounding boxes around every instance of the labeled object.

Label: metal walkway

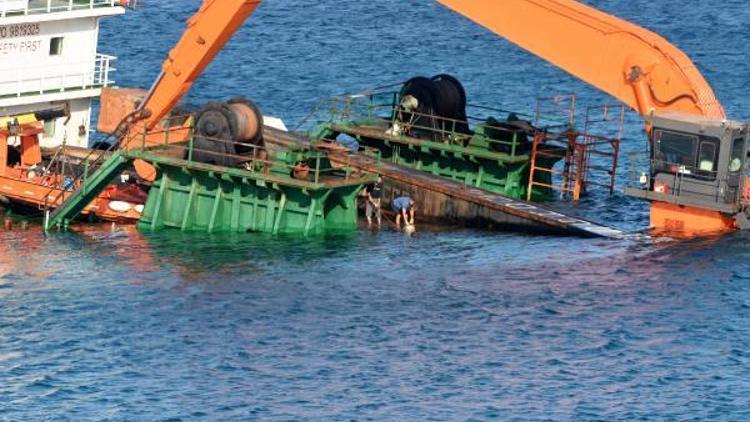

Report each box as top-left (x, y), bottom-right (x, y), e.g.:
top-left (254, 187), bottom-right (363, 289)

top-left (350, 154), bottom-right (632, 239)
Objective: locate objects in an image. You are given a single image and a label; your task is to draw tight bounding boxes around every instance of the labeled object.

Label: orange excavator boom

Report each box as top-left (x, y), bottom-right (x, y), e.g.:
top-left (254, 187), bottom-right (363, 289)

top-left (436, 0), bottom-right (726, 121)
top-left (105, 0), bottom-right (262, 181)
top-left (139, 0), bottom-right (262, 131)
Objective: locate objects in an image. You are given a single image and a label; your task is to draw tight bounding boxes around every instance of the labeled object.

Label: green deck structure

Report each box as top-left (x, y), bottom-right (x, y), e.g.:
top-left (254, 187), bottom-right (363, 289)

top-left (309, 91), bottom-right (571, 202)
top-left (45, 130), bottom-right (376, 235)
top-left (132, 150), bottom-right (366, 235)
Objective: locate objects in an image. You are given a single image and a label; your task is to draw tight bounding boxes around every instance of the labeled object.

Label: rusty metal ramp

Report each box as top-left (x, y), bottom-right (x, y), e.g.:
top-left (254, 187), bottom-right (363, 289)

top-left (264, 127), bottom-right (639, 239)
top-left (357, 157), bottom-right (633, 239)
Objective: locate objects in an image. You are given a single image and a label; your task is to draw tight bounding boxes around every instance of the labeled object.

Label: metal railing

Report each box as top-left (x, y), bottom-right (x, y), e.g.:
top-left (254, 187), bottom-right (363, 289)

top-left (58, 111), bottom-right (377, 201)
top-left (0, 0), bottom-right (122, 17)
top-left (535, 94), bottom-right (576, 130)
top-left (306, 91), bottom-right (564, 159)
top-left (528, 131), bottom-right (620, 201)
top-left (0, 53), bottom-right (115, 98)
top-left (122, 117), bottom-right (379, 187)
top-left (626, 158), bottom-right (744, 207)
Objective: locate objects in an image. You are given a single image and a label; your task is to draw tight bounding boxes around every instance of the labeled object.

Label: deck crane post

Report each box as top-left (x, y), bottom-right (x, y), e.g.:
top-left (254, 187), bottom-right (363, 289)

top-left (437, 0), bottom-right (750, 235)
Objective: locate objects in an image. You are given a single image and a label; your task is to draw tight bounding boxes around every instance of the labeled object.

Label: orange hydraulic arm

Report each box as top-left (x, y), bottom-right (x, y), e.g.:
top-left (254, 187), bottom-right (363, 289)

top-left (113, 0), bottom-right (260, 181)
top-left (137, 0), bottom-right (261, 132)
top-left (436, 0), bottom-right (726, 121)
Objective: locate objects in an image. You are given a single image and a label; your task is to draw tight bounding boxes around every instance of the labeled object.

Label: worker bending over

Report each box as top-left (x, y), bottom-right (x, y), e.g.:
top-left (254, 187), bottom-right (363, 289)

top-left (391, 196), bottom-right (415, 229)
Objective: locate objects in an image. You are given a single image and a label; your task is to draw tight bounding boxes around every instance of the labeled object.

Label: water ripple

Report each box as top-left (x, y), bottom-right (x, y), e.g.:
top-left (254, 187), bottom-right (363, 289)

top-left (3, 0), bottom-right (750, 419)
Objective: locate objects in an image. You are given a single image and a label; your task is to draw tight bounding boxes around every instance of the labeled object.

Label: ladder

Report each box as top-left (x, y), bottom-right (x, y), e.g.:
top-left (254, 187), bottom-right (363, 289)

top-left (527, 131), bottom-right (580, 200)
top-left (44, 151), bottom-right (133, 230)
top-left (527, 103), bottom-right (623, 201)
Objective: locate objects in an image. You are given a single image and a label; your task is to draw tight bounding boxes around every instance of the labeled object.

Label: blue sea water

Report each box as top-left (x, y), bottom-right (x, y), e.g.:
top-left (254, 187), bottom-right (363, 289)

top-left (3, 0), bottom-right (750, 420)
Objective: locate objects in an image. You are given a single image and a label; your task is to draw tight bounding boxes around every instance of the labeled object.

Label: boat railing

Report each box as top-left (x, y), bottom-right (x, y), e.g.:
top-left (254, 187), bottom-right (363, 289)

top-left (527, 130), bottom-right (620, 201)
top-left (625, 156), bottom-right (742, 208)
top-left (534, 94), bottom-right (577, 130)
top-left (0, 0), bottom-right (122, 17)
top-left (0, 53), bottom-right (115, 99)
top-left (120, 117), bottom-right (379, 187)
top-left (313, 91), bottom-right (560, 159)
top-left (316, 89), bottom-right (572, 127)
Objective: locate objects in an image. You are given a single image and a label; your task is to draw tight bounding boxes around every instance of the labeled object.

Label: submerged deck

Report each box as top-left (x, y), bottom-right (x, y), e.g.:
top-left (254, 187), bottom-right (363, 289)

top-left (265, 127), bottom-right (635, 239)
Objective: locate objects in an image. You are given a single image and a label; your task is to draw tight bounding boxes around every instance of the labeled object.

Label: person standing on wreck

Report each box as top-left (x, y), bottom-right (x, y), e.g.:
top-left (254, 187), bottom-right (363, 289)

top-left (391, 196), bottom-right (415, 229)
top-left (365, 177), bottom-right (383, 228)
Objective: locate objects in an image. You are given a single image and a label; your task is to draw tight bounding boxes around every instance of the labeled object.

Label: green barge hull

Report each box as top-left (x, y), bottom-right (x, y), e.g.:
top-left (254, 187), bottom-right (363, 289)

top-left (137, 157), bottom-right (363, 235)
top-left (45, 127), bottom-right (376, 235)
top-left (314, 122), bottom-right (560, 202)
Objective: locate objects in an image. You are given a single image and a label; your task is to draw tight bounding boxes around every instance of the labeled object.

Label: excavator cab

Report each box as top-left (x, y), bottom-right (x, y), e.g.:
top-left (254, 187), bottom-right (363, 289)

top-left (436, 0), bottom-right (749, 235)
top-left (627, 115), bottom-right (750, 232)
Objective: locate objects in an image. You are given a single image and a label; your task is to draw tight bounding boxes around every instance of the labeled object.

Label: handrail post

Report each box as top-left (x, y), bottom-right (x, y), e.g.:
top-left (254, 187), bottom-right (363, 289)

top-left (164, 120), bottom-right (170, 146)
top-left (141, 121), bottom-right (146, 150)
top-left (187, 131), bottom-right (194, 163)
top-left (391, 92), bottom-right (399, 126)
top-left (188, 134), bottom-right (194, 163)
top-left (103, 55), bottom-right (110, 86)
top-left (83, 157), bottom-right (90, 189)
top-left (314, 155), bottom-right (320, 185)
top-left (367, 95), bottom-right (373, 122)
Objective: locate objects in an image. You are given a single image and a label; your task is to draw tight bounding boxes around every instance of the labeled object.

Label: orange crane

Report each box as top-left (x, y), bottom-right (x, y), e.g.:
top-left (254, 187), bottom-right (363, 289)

top-left (438, 0), bottom-right (749, 235)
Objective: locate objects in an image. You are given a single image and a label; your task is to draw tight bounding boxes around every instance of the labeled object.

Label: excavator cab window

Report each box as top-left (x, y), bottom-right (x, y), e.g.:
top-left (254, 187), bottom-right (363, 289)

top-left (653, 129), bottom-right (720, 180)
top-left (723, 136), bottom-right (747, 205)
top-left (730, 138), bottom-right (745, 173)
top-left (653, 129), bottom-right (697, 170)
top-left (696, 139), bottom-right (719, 179)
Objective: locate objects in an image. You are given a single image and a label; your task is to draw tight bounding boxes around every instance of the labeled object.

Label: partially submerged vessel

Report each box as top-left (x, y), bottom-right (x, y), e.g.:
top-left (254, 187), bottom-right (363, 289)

top-left (0, 0), bottom-right (636, 239)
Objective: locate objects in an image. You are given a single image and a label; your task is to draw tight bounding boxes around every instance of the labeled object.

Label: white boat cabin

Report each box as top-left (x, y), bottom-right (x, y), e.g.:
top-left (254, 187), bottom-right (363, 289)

top-left (0, 0), bottom-right (125, 148)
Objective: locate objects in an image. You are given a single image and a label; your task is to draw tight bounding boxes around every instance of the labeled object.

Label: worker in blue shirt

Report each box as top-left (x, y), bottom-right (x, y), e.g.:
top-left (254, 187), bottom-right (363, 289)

top-left (391, 196), bottom-right (415, 229)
